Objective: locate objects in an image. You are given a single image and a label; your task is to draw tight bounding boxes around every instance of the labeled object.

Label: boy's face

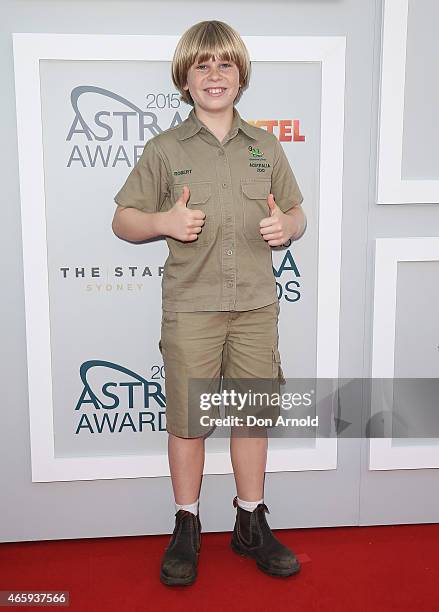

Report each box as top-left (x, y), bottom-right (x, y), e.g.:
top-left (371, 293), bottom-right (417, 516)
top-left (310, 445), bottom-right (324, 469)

top-left (183, 54), bottom-right (241, 113)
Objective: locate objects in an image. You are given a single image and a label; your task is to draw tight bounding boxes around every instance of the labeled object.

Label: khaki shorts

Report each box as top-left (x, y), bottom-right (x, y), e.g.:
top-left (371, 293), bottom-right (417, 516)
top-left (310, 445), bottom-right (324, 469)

top-left (158, 301), bottom-right (285, 438)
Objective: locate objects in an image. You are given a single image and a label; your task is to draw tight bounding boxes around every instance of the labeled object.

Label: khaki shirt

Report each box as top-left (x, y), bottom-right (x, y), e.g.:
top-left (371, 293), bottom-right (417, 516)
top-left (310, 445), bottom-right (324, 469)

top-left (114, 106), bottom-right (304, 312)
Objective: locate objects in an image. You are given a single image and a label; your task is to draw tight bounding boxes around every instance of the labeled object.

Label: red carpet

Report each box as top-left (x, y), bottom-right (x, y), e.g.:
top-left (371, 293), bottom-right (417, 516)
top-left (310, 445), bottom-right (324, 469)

top-left (1, 524), bottom-right (438, 611)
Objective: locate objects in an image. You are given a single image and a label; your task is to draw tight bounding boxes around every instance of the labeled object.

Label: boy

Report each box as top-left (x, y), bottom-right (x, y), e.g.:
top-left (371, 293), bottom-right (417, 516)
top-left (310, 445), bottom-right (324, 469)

top-left (112, 21), bottom-right (307, 586)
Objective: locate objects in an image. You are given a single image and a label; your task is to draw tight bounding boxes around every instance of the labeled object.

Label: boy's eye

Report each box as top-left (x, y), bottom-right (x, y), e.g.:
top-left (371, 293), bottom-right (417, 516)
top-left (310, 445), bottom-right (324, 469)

top-left (195, 62), bottom-right (233, 69)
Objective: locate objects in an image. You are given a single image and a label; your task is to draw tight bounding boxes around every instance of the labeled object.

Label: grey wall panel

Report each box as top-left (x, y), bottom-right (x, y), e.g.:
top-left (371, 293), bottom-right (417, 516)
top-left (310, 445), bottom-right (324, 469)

top-left (402, 0), bottom-right (439, 180)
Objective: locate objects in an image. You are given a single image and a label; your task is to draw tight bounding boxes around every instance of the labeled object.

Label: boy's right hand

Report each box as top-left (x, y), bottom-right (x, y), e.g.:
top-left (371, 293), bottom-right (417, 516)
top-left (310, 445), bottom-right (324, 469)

top-left (165, 185), bottom-right (206, 242)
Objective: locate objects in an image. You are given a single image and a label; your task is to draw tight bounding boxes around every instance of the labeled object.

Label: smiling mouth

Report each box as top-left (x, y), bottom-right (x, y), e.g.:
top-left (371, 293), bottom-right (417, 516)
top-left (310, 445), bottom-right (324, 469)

top-left (204, 88), bottom-right (227, 95)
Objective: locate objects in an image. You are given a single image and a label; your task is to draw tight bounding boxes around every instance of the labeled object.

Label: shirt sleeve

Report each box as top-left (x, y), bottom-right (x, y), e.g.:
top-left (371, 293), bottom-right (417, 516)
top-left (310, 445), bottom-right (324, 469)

top-left (271, 138), bottom-right (304, 213)
top-left (113, 138), bottom-right (169, 212)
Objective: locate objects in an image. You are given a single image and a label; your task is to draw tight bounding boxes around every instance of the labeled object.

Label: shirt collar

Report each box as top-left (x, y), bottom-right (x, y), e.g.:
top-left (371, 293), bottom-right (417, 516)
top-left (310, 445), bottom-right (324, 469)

top-left (176, 106), bottom-right (257, 141)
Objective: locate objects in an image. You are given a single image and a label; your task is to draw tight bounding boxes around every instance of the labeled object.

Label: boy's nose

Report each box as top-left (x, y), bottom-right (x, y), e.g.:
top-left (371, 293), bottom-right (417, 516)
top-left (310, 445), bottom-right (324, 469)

top-left (207, 75), bottom-right (223, 85)
top-left (208, 65), bottom-right (221, 78)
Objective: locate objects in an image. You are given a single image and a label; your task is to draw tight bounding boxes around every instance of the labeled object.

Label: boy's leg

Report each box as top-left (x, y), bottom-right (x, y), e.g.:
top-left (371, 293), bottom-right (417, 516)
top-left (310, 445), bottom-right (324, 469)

top-left (224, 302), bottom-right (301, 577)
top-left (168, 433), bottom-right (205, 506)
top-left (160, 434), bottom-right (205, 586)
top-left (159, 310), bottom-right (226, 586)
top-left (230, 426), bottom-right (267, 501)
top-left (225, 302), bottom-right (279, 501)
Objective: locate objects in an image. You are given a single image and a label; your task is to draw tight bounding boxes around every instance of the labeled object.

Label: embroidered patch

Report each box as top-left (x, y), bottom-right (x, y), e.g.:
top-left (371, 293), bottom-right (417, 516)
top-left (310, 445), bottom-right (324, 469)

top-left (248, 145), bottom-right (264, 158)
top-left (248, 145), bottom-right (270, 171)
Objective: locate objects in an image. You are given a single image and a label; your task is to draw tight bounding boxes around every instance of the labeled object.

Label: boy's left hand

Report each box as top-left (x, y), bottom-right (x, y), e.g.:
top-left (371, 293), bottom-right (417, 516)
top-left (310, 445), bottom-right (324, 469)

top-left (259, 194), bottom-right (299, 246)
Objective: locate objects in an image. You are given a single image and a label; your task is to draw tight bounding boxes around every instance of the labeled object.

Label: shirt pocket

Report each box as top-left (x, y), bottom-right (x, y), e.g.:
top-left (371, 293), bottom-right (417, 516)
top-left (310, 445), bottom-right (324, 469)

top-left (241, 179), bottom-right (271, 241)
top-left (171, 181), bottom-right (213, 247)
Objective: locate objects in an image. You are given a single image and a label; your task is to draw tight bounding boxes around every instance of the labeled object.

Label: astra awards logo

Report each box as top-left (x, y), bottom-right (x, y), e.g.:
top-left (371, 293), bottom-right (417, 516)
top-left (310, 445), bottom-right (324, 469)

top-left (74, 360), bottom-right (167, 434)
top-left (66, 86), bottom-right (185, 167)
top-left (273, 247), bottom-right (302, 304)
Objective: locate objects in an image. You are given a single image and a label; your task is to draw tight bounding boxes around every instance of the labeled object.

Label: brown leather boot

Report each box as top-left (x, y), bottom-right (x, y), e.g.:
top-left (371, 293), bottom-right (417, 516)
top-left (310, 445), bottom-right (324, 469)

top-left (231, 496), bottom-right (301, 577)
top-left (160, 510), bottom-right (201, 586)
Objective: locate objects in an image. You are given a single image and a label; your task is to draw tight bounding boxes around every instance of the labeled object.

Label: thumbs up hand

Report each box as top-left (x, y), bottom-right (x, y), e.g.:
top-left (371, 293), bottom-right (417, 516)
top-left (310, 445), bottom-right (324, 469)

top-left (267, 193), bottom-right (278, 217)
top-left (259, 193), bottom-right (295, 246)
top-left (177, 185), bottom-right (190, 206)
top-left (166, 185), bottom-right (206, 242)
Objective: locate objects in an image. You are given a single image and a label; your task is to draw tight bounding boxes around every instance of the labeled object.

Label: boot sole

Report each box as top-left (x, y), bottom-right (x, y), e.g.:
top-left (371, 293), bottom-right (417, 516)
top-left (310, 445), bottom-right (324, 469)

top-left (231, 540), bottom-right (301, 577)
top-left (160, 570), bottom-right (197, 586)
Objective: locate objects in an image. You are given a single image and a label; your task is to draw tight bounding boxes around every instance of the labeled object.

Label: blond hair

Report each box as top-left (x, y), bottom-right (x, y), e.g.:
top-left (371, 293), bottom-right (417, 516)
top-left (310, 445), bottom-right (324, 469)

top-left (172, 21), bottom-right (251, 106)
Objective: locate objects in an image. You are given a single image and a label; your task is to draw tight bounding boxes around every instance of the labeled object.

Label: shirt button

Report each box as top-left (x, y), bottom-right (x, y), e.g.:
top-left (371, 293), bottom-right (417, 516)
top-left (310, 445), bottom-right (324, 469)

top-left (226, 249), bottom-right (233, 255)
top-left (218, 150), bottom-right (224, 156)
top-left (222, 183), bottom-right (228, 188)
top-left (227, 281), bottom-right (234, 288)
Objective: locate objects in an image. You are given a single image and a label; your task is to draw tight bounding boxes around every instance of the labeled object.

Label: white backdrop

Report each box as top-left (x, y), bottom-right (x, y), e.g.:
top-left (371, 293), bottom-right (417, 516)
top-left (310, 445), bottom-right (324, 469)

top-left (13, 34), bottom-right (345, 482)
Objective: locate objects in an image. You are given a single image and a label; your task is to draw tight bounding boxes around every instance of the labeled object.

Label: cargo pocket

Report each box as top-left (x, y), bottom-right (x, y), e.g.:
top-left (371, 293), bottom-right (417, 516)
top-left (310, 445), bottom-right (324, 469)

top-left (171, 181), bottom-right (213, 246)
top-left (272, 347), bottom-right (286, 385)
top-left (241, 179), bottom-right (271, 241)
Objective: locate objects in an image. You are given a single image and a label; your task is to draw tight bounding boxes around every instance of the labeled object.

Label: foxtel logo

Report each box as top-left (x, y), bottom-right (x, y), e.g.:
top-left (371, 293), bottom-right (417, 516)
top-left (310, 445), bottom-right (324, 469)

top-left (246, 119), bottom-right (304, 142)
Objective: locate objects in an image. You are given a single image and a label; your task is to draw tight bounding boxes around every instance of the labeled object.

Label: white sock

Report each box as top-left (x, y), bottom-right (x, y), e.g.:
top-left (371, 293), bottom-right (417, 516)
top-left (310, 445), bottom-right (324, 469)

top-left (236, 496), bottom-right (264, 512)
top-left (175, 498), bottom-right (199, 516)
